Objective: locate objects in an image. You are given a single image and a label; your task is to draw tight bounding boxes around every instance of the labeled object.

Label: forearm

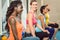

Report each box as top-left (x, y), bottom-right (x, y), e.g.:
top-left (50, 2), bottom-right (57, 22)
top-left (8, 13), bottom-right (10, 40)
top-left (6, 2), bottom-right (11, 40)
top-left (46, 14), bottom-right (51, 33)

top-left (11, 26), bottom-right (19, 40)
top-left (13, 33), bottom-right (19, 40)
top-left (13, 29), bottom-right (19, 40)
top-left (36, 24), bottom-right (45, 31)
top-left (36, 24), bottom-right (50, 34)
top-left (29, 25), bottom-right (36, 37)
top-left (42, 24), bottom-right (45, 29)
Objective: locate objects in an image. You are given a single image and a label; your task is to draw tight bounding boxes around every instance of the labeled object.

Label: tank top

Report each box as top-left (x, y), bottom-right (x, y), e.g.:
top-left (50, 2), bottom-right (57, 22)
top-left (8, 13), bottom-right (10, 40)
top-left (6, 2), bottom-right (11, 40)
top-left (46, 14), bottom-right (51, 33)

top-left (45, 13), bottom-right (49, 25)
top-left (7, 16), bottom-right (23, 40)
top-left (35, 14), bottom-right (46, 32)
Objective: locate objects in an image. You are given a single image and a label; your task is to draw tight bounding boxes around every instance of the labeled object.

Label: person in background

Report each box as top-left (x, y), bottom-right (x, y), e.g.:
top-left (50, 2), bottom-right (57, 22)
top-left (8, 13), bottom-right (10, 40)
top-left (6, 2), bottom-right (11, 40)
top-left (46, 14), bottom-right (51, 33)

top-left (5, 0), bottom-right (23, 40)
top-left (35, 5), bottom-right (55, 40)
top-left (24, 0), bottom-right (50, 40)
top-left (45, 4), bottom-right (59, 40)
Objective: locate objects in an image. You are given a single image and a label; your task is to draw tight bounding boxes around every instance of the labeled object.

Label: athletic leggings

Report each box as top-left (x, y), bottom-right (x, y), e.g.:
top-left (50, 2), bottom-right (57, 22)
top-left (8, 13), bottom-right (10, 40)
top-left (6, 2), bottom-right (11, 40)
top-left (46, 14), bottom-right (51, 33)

top-left (45, 27), bottom-right (54, 39)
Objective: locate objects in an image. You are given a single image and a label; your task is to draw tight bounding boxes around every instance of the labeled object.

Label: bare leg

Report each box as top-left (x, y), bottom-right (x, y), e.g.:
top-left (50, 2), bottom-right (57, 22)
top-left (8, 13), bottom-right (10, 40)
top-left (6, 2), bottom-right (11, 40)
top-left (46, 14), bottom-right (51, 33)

top-left (53, 28), bottom-right (58, 40)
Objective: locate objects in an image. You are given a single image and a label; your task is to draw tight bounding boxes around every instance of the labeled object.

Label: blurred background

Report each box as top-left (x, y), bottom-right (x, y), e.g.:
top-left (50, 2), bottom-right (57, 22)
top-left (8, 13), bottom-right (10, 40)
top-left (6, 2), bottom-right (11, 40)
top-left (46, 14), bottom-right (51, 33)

top-left (0, 0), bottom-right (60, 40)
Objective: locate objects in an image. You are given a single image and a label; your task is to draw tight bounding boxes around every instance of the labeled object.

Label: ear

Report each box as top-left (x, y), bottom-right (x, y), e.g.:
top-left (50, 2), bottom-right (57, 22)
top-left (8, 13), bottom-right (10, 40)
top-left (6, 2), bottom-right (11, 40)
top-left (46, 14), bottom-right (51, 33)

top-left (14, 7), bottom-right (17, 10)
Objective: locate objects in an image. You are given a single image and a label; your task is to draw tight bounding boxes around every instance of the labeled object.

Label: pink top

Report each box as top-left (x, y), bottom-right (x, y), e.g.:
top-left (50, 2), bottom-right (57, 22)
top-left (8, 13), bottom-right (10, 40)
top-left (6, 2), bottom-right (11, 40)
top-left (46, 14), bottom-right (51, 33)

top-left (26, 12), bottom-right (37, 25)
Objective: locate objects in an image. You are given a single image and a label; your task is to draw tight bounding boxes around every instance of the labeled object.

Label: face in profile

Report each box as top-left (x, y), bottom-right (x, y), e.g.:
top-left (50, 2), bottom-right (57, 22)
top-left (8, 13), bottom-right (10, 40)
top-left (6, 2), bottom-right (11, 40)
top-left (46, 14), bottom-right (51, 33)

top-left (16, 4), bottom-right (23, 14)
top-left (43, 6), bottom-right (50, 14)
top-left (31, 2), bottom-right (37, 11)
top-left (46, 5), bottom-right (50, 12)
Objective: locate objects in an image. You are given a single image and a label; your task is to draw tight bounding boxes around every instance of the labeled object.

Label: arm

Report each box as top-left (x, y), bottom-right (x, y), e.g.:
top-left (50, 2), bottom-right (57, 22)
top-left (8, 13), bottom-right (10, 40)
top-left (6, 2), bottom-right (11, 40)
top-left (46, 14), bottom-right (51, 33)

top-left (36, 23), bottom-right (50, 34)
top-left (36, 15), bottom-right (50, 34)
top-left (9, 18), bottom-right (19, 40)
top-left (38, 15), bottom-right (46, 29)
top-left (28, 13), bottom-right (36, 37)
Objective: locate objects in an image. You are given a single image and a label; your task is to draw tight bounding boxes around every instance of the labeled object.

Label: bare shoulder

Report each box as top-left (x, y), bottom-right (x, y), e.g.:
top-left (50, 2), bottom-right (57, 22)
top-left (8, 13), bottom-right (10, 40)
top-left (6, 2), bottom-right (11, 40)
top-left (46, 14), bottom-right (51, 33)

top-left (38, 15), bottom-right (44, 19)
top-left (8, 17), bottom-right (16, 25)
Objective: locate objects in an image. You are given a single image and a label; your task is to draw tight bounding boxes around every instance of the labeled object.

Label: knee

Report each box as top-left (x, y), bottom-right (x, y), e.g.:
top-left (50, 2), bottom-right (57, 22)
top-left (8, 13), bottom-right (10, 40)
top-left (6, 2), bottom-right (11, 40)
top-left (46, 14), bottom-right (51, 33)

top-left (48, 27), bottom-right (54, 31)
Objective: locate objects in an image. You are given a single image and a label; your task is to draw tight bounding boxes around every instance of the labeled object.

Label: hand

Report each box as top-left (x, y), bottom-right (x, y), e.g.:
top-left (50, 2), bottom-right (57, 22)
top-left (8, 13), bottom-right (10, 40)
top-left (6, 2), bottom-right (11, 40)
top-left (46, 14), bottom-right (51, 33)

top-left (33, 34), bottom-right (36, 37)
top-left (43, 30), bottom-right (50, 34)
top-left (48, 26), bottom-right (52, 28)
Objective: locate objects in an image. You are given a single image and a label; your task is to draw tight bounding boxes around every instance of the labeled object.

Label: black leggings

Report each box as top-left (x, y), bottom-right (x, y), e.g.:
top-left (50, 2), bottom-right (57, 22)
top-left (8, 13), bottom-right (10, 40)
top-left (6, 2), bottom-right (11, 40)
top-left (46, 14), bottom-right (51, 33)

top-left (35, 32), bottom-right (49, 40)
top-left (23, 32), bottom-right (49, 40)
top-left (23, 32), bottom-right (32, 38)
top-left (48, 23), bottom-right (59, 28)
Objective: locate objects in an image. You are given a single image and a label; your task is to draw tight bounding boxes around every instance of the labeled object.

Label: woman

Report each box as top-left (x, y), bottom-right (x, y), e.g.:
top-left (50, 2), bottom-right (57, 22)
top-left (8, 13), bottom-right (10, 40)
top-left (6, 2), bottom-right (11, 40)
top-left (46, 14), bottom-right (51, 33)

top-left (5, 1), bottom-right (23, 40)
top-left (35, 5), bottom-right (54, 40)
top-left (45, 4), bottom-right (59, 40)
top-left (24, 0), bottom-right (49, 40)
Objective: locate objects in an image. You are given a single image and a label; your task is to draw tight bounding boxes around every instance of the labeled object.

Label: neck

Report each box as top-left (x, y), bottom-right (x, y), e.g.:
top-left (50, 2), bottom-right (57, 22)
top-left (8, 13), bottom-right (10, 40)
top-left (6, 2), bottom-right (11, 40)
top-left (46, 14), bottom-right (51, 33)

top-left (18, 13), bottom-right (21, 19)
top-left (11, 11), bottom-right (17, 17)
top-left (30, 9), bottom-right (36, 14)
top-left (43, 12), bottom-right (45, 15)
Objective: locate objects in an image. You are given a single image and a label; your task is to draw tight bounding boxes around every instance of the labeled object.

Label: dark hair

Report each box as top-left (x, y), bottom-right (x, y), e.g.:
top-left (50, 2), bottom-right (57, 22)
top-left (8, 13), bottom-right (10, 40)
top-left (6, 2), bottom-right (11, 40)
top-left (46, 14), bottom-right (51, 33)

top-left (40, 5), bottom-right (46, 14)
top-left (40, 5), bottom-right (50, 14)
top-left (30, 0), bottom-right (37, 5)
top-left (5, 0), bottom-right (22, 32)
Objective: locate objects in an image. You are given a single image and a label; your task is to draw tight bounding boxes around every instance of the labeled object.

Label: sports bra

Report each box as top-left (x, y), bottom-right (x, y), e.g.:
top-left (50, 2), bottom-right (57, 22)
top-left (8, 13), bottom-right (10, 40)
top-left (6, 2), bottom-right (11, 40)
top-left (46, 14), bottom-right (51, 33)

top-left (26, 12), bottom-right (37, 25)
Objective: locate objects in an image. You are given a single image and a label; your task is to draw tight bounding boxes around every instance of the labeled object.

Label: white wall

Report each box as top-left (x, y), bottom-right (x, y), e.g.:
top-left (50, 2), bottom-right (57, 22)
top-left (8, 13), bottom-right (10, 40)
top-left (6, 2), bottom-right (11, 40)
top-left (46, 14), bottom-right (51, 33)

top-left (0, 0), bottom-right (2, 35)
top-left (2, 0), bottom-right (27, 35)
top-left (43, 0), bottom-right (60, 28)
top-left (2, 0), bottom-right (9, 34)
top-left (36, 0), bottom-right (60, 28)
top-left (21, 0), bottom-right (27, 29)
